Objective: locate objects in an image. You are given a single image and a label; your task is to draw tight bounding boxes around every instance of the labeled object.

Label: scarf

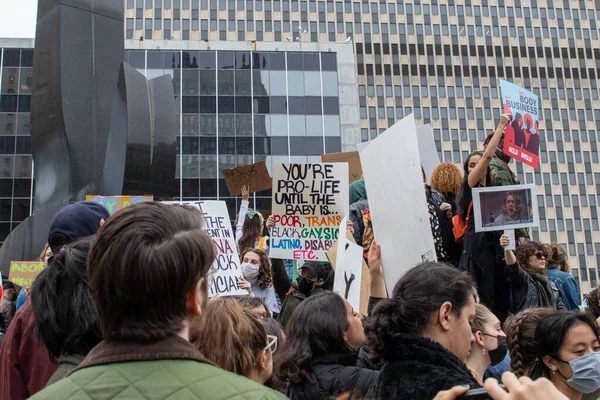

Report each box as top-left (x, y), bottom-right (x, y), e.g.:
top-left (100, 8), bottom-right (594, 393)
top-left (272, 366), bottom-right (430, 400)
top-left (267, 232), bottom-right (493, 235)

top-left (529, 270), bottom-right (556, 309)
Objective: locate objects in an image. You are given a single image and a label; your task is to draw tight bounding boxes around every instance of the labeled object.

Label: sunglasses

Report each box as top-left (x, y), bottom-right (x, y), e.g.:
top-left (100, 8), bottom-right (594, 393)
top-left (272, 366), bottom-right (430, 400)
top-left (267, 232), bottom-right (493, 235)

top-left (264, 335), bottom-right (278, 353)
top-left (535, 252), bottom-right (547, 260)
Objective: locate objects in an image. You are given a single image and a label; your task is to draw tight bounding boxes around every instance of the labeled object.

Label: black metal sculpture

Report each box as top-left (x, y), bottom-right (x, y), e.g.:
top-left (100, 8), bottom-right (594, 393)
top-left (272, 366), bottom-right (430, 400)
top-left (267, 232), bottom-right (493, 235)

top-left (0, 0), bottom-right (178, 277)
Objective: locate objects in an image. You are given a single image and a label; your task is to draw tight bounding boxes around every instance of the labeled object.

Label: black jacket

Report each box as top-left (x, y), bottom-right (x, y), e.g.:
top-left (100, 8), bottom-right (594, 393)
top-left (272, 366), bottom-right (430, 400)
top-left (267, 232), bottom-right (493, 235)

top-left (505, 262), bottom-right (566, 312)
top-left (368, 334), bottom-right (480, 400)
top-left (286, 351), bottom-right (379, 400)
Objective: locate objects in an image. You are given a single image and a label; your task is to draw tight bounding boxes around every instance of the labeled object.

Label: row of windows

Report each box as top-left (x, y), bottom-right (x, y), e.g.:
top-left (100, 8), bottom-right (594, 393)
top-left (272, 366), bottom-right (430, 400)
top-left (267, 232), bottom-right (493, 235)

top-left (126, 0), bottom-right (600, 21)
top-left (180, 95), bottom-right (340, 114)
top-left (0, 50), bottom-right (33, 67)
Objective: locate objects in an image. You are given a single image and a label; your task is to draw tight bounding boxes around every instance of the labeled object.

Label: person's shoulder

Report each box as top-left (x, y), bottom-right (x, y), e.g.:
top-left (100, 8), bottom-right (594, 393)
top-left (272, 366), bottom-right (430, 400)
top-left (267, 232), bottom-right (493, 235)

top-left (31, 360), bottom-right (286, 400)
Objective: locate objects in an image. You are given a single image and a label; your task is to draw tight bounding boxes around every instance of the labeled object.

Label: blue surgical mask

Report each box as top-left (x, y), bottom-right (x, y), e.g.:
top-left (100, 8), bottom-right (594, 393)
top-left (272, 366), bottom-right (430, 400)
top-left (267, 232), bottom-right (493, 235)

top-left (557, 351), bottom-right (600, 394)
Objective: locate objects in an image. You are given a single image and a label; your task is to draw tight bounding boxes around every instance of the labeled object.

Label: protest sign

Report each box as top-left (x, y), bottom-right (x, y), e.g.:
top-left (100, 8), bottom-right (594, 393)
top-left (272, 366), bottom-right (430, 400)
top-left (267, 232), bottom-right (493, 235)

top-left (472, 184), bottom-right (538, 233)
top-left (360, 114), bottom-right (437, 291)
top-left (270, 163), bottom-right (349, 261)
top-left (321, 152), bottom-right (363, 183)
top-left (222, 161), bottom-right (272, 196)
top-left (331, 217), bottom-right (366, 313)
top-left (500, 80), bottom-right (540, 169)
top-left (9, 261), bottom-right (46, 288)
top-left (416, 124), bottom-right (440, 184)
top-left (86, 195), bottom-right (153, 214)
top-left (162, 200), bottom-right (247, 297)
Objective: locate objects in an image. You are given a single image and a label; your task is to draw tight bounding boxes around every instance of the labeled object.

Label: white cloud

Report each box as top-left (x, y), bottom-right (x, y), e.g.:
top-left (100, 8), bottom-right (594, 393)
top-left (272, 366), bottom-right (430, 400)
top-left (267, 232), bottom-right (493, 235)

top-left (0, 0), bottom-right (38, 39)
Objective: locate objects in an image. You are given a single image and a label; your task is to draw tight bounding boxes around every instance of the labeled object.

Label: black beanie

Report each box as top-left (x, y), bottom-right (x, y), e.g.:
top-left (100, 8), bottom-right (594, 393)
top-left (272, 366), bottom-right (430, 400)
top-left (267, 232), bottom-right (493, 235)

top-left (47, 201), bottom-right (110, 251)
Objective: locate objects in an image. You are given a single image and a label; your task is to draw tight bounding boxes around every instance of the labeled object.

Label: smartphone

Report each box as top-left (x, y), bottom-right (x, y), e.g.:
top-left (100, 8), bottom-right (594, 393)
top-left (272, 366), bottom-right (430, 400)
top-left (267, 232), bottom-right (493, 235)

top-left (457, 385), bottom-right (506, 400)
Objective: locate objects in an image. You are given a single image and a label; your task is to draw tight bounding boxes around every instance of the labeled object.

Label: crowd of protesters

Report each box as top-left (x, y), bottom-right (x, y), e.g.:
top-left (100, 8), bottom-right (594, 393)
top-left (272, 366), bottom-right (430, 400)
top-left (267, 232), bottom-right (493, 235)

top-left (0, 114), bottom-right (597, 400)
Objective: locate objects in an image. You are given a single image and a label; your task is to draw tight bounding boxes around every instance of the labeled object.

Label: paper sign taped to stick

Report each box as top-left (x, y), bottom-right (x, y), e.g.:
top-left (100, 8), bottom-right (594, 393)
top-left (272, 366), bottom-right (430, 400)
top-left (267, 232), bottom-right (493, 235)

top-left (321, 152), bottom-right (363, 183)
top-left (86, 195), bottom-right (153, 214)
top-left (332, 217), bottom-right (364, 313)
top-left (360, 114), bottom-right (436, 292)
top-left (9, 261), bottom-right (46, 288)
top-left (270, 163), bottom-right (349, 261)
top-left (222, 161), bottom-right (272, 196)
top-left (500, 80), bottom-right (540, 169)
top-left (162, 200), bottom-right (247, 297)
top-left (416, 124), bottom-right (440, 184)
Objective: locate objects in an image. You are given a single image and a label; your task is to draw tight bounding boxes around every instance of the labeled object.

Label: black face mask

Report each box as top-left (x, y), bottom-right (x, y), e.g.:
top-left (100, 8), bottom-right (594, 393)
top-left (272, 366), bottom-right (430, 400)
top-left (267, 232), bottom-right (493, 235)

top-left (296, 276), bottom-right (315, 294)
top-left (483, 333), bottom-right (508, 366)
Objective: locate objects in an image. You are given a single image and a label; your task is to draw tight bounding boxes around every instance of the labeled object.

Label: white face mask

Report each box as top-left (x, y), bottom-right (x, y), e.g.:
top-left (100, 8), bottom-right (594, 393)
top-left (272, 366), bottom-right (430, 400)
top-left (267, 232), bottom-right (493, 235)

top-left (241, 263), bottom-right (260, 283)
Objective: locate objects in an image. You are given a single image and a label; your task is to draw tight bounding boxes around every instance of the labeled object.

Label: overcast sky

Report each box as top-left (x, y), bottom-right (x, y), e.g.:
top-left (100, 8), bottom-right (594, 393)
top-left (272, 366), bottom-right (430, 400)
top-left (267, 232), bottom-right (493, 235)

top-left (0, 0), bottom-right (38, 38)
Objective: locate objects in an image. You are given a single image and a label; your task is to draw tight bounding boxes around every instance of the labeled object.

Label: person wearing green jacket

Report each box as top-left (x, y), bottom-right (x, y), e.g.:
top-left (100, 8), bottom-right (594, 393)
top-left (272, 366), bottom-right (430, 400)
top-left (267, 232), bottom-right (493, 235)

top-left (31, 202), bottom-right (286, 400)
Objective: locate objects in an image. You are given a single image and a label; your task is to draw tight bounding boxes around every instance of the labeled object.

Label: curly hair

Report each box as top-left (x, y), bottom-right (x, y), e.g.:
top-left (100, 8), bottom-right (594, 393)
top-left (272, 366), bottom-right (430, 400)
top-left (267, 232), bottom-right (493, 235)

top-left (430, 163), bottom-right (463, 197)
top-left (584, 287), bottom-right (600, 319)
top-left (501, 192), bottom-right (524, 219)
top-left (503, 308), bottom-right (553, 377)
top-left (240, 248), bottom-right (272, 290)
top-left (546, 244), bottom-right (570, 272)
top-left (515, 241), bottom-right (546, 276)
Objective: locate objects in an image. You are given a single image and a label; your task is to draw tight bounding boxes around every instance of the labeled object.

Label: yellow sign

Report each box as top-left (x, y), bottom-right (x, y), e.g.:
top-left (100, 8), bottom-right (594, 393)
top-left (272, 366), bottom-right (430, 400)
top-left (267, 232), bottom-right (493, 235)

top-left (9, 261), bottom-right (46, 287)
top-left (85, 195), bottom-right (153, 214)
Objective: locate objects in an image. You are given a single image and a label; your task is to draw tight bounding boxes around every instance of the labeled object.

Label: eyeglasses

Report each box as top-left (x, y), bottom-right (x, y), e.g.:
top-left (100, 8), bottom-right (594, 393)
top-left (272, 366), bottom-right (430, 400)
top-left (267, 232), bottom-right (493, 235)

top-left (535, 252), bottom-right (547, 260)
top-left (264, 335), bottom-right (278, 353)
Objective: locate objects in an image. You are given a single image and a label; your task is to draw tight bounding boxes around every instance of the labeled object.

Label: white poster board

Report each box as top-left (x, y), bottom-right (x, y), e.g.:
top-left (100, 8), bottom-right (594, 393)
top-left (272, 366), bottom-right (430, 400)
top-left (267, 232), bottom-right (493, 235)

top-left (270, 163), bottom-right (349, 261)
top-left (162, 200), bottom-right (247, 297)
top-left (416, 124), bottom-right (440, 184)
top-left (357, 124), bottom-right (440, 185)
top-left (472, 184), bottom-right (538, 233)
top-left (359, 114), bottom-right (437, 292)
top-left (333, 217), bottom-right (363, 312)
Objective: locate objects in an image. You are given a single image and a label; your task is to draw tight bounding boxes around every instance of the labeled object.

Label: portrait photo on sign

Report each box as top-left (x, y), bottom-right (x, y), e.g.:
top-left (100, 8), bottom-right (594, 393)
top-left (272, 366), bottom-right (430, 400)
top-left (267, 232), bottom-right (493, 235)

top-left (472, 184), bottom-right (538, 232)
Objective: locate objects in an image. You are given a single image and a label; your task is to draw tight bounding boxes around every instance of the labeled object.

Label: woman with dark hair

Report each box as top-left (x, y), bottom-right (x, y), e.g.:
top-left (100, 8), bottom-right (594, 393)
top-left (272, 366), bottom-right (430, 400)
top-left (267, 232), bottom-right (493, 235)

top-left (457, 113), bottom-right (513, 322)
top-left (546, 244), bottom-right (580, 311)
top-left (503, 307), bottom-right (553, 378)
top-left (238, 296), bottom-right (272, 319)
top-left (240, 248), bottom-right (280, 315)
top-left (29, 238), bottom-right (100, 387)
top-left (275, 291), bottom-right (378, 400)
top-left (530, 311), bottom-right (600, 398)
top-left (16, 243), bottom-right (53, 311)
top-left (365, 262), bottom-right (479, 399)
top-left (500, 237), bottom-right (565, 312)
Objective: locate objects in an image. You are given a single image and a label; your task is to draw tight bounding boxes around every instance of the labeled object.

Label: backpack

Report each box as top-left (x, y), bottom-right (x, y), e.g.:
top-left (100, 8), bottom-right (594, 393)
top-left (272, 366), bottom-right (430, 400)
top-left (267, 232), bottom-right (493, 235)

top-left (452, 202), bottom-right (472, 243)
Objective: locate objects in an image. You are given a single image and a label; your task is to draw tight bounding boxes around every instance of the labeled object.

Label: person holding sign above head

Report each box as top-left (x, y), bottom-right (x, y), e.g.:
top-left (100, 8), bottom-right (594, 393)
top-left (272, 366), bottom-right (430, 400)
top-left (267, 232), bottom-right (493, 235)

top-left (236, 185), bottom-right (274, 254)
top-left (240, 248), bottom-right (281, 315)
top-left (457, 113), bottom-right (513, 322)
top-left (500, 236), bottom-right (565, 313)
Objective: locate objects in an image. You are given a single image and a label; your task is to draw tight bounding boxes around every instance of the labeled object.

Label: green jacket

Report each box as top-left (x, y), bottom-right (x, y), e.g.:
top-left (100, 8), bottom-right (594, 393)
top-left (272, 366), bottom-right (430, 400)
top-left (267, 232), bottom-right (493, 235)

top-left (31, 336), bottom-right (286, 400)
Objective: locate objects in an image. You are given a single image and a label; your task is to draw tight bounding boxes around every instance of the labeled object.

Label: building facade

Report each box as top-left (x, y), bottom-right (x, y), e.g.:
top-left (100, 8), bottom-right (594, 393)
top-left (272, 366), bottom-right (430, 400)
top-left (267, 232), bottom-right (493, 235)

top-left (2, 0), bottom-right (600, 293)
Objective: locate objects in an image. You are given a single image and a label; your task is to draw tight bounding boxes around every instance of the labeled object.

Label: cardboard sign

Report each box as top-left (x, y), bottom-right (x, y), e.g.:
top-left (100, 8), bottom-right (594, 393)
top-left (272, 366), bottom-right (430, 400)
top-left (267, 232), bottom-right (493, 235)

top-left (321, 152), bottom-right (363, 183)
top-left (222, 161), bottom-right (272, 196)
top-left (359, 114), bottom-right (437, 292)
top-left (9, 261), bottom-right (46, 288)
top-left (270, 163), bottom-right (350, 261)
top-left (416, 124), bottom-right (440, 184)
top-left (329, 217), bottom-right (369, 315)
top-left (162, 200), bottom-right (247, 297)
top-left (86, 195), bottom-right (153, 214)
top-left (472, 184), bottom-right (538, 233)
top-left (500, 80), bottom-right (540, 169)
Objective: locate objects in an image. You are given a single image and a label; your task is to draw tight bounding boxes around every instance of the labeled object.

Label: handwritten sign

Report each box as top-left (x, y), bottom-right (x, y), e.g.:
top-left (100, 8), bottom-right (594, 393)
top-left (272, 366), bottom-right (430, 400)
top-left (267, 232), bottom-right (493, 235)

top-left (9, 261), bottom-right (46, 287)
top-left (270, 163), bottom-right (349, 261)
top-left (162, 200), bottom-right (246, 297)
top-left (328, 218), bottom-right (370, 315)
top-left (321, 152), bottom-right (363, 183)
top-left (86, 195), bottom-right (153, 214)
top-left (222, 161), bottom-right (272, 196)
top-left (500, 80), bottom-right (540, 169)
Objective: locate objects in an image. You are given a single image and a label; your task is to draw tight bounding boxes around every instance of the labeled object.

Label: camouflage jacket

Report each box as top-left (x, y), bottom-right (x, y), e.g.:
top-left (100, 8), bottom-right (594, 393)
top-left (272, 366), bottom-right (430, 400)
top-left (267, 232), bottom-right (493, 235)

top-left (489, 158), bottom-right (530, 240)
